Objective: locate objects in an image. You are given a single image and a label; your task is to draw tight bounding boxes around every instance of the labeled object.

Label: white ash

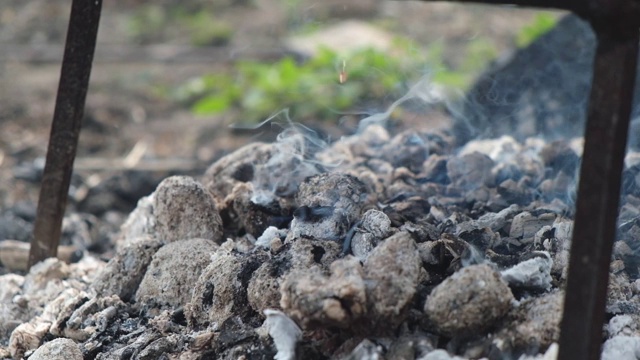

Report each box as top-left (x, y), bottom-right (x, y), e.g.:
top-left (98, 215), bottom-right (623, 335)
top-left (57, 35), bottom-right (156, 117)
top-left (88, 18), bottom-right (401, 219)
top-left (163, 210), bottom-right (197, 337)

top-left (418, 349), bottom-right (467, 360)
top-left (263, 309), bottom-right (302, 360)
top-left (601, 336), bottom-right (640, 360)
top-left (256, 226), bottom-right (287, 249)
top-left (607, 314), bottom-right (640, 337)
top-left (501, 252), bottom-right (553, 291)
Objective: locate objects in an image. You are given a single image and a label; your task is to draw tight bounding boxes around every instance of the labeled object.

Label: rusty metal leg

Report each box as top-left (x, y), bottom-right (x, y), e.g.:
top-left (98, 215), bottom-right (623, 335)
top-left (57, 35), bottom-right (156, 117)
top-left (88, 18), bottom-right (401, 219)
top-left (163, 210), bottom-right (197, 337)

top-left (558, 27), bottom-right (639, 360)
top-left (28, 0), bottom-right (102, 269)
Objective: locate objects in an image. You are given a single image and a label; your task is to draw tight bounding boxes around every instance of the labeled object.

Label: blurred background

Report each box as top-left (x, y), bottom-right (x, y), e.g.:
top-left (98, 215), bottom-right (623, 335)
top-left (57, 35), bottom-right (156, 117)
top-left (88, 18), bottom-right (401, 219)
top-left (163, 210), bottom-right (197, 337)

top-left (0, 0), bottom-right (563, 254)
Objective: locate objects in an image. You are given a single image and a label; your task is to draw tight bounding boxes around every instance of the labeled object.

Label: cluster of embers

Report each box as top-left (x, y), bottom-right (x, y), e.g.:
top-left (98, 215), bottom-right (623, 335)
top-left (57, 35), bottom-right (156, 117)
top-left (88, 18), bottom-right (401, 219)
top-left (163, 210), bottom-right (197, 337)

top-left (3, 124), bottom-right (640, 360)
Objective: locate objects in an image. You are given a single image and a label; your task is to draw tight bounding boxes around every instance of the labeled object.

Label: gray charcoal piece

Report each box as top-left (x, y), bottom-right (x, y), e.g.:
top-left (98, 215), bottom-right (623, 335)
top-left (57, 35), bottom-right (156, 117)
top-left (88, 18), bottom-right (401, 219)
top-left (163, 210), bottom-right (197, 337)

top-left (351, 209), bottom-right (393, 261)
top-left (291, 172), bottom-right (367, 241)
top-left (501, 252), bottom-right (553, 291)
top-left (446, 152), bottom-right (495, 190)
top-left (424, 264), bottom-right (514, 338)
top-left (248, 238), bottom-right (342, 316)
top-left (601, 336), bottom-right (640, 360)
top-left (202, 142), bottom-right (275, 203)
top-left (186, 242), bottom-right (267, 328)
top-left (280, 256), bottom-right (367, 329)
top-left (91, 236), bottom-right (163, 302)
top-left (364, 231), bottom-right (421, 331)
top-left (135, 238), bottom-right (218, 309)
top-left (29, 338), bottom-right (83, 360)
top-left (154, 176), bottom-right (223, 244)
top-left (509, 211), bottom-right (556, 242)
top-left (494, 290), bottom-right (563, 353)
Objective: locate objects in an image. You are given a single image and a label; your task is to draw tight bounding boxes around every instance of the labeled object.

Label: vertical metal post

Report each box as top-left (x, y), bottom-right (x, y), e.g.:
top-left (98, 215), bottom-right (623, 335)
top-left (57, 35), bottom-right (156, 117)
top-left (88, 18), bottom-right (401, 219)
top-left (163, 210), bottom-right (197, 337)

top-left (558, 24), bottom-right (639, 360)
top-left (28, 0), bottom-right (103, 269)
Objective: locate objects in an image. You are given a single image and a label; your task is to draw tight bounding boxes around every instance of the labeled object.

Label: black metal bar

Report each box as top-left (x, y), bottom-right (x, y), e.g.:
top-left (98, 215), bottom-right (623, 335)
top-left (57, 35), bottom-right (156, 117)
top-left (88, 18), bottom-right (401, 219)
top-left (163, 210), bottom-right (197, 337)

top-left (558, 22), bottom-right (639, 360)
top-left (28, 0), bottom-right (103, 269)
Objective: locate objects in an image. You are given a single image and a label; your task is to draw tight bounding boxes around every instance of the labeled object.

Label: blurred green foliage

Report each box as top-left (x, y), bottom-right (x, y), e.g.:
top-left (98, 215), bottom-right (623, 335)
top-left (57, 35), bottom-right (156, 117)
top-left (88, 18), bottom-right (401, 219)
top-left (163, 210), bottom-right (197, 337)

top-left (173, 37), bottom-right (498, 122)
top-left (516, 13), bottom-right (558, 48)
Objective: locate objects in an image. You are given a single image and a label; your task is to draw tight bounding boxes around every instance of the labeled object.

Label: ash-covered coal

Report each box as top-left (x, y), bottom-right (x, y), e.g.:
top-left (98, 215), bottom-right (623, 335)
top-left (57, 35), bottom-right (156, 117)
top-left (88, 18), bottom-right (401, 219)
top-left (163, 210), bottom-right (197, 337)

top-left (4, 118), bottom-right (640, 360)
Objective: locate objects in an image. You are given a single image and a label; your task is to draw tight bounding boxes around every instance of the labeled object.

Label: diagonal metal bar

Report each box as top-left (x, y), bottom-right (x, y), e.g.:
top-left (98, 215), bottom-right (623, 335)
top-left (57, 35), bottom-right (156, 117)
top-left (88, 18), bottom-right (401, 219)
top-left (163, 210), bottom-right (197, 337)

top-left (558, 23), bottom-right (639, 360)
top-left (28, 0), bottom-right (103, 269)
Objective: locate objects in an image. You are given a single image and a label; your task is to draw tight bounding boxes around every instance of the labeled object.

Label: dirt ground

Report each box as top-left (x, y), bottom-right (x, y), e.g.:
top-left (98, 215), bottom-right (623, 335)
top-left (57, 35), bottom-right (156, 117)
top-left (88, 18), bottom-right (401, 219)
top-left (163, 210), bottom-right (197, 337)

top-left (0, 0), bottom-right (559, 219)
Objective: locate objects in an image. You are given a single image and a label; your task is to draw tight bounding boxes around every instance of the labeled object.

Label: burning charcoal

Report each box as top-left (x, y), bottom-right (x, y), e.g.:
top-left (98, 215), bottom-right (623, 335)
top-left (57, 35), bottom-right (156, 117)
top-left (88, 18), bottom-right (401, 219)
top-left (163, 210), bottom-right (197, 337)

top-left (228, 182), bottom-right (292, 237)
top-left (421, 154), bottom-right (450, 185)
top-left (381, 130), bottom-right (432, 173)
top-left (424, 264), bottom-right (514, 338)
top-left (290, 173), bottom-right (367, 242)
top-left (418, 235), bottom-right (469, 277)
top-left (280, 256), bottom-right (367, 329)
top-left (135, 238), bottom-right (218, 309)
top-left (606, 273), bottom-right (637, 315)
top-left (539, 140), bottom-right (580, 177)
top-left (343, 339), bottom-right (384, 359)
top-left (446, 152), bottom-right (495, 190)
top-left (28, 338), bottom-right (83, 360)
top-left (212, 316), bottom-right (275, 359)
top-left (248, 239), bottom-right (342, 316)
top-left (494, 290), bottom-right (563, 354)
top-left (457, 227), bottom-right (499, 253)
top-left (51, 294), bottom-right (125, 341)
top-left (293, 205), bottom-right (335, 223)
top-left (350, 125), bottom-right (391, 158)
top-left (601, 336), bottom-right (640, 360)
top-left (382, 196), bottom-right (432, 226)
top-left (154, 176), bottom-right (223, 244)
top-left (95, 330), bottom-right (160, 359)
top-left (501, 252), bottom-right (553, 292)
top-left (497, 178), bottom-right (533, 205)
top-left (509, 211), bottom-right (556, 244)
top-left (363, 231), bottom-right (421, 332)
top-left (186, 241), bottom-right (267, 329)
top-left (91, 236), bottom-right (163, 302)
top-left (350, 209), bottom-right (393, 261)
top-left (136, 334), bottom-right (180, 359)
top-left (203, 142), bottom-right (275, 203)
top-left (399, 220), bottom-right (440, 243)
top-left (538, 171), bottom-right (576, 203)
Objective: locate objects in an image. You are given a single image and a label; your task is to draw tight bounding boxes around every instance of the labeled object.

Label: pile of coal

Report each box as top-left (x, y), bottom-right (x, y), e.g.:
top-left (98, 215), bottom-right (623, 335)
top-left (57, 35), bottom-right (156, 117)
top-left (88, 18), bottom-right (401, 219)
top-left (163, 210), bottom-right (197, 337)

top-left (2, 122), bottom-right (640, 360)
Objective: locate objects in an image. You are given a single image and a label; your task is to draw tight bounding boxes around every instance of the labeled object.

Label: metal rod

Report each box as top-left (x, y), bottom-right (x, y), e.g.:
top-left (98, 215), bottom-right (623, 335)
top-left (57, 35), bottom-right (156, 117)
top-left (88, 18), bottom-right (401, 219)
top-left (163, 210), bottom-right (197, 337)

top-left (558, 24), bottom-right (639, 360)
top-left (28, 0), bottom-right (103, 269)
